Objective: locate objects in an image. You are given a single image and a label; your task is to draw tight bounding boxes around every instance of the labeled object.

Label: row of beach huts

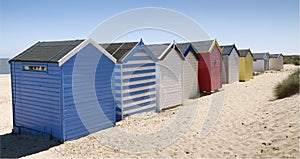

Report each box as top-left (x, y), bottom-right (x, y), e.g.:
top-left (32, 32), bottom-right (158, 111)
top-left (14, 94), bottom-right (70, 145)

top-left (9, 38), bottom-right (284, 142)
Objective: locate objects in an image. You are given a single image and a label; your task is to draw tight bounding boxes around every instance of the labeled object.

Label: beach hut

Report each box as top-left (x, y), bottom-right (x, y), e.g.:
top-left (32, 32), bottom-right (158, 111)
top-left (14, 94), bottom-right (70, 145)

top-left (220, 44), bottom-right (240, 84)
top-left (177, 43), bottom-right (200, 102)
top-left (100, 40), bottom-right (158, 120)
top-left (269, 54), bottom-right (284, 70)
top-left (9, 39), bottom-right (116, 142)
top-left (252, 53), bottom-right (270, 72)
top-left (238, 49), bottom-right (253, 82)
top-left (147, 42), bottom-right (185, 110)
top-left (192, 39), bottom-right (222, 92)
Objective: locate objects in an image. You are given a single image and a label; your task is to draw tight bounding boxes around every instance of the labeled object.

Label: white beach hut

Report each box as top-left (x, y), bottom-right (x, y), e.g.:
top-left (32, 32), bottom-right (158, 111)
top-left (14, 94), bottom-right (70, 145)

top-left (177, 43), bottom-right (200, 102)
top-left (220, 44), bottom-right (240, 84)
top-left (252, 53), bottom-right (270, 72)
top-left (147, 42), bottom-right (185, 110)
top-left (269, 54), bottom-right (284, 70)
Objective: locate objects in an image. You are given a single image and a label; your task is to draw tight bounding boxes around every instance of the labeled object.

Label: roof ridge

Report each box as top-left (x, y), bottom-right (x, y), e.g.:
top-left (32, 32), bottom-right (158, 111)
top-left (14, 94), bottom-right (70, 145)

top-left (47, 40), bottom-right (82, 62)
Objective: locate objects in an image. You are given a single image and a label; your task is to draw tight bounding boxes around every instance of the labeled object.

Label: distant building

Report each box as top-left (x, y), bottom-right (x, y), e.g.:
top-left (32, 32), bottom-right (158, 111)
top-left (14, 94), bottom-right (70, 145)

top-left (220, 44), bottom-right (240, 84)
top-left (269, 54), bottom-right (284, 70)
top-left (238, 49), bottom-right (253, 82)
top-left (252, 53), bottom-right (270, 72)
top-left (193, 39), bottom-right (223, 92)
top-left (148, 42), bottom-right (185, 110)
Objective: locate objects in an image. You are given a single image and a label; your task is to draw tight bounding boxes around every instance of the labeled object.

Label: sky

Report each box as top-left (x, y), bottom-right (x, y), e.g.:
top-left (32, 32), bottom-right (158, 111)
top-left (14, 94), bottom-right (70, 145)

top-left (0, 0), bottom-right (299, 58)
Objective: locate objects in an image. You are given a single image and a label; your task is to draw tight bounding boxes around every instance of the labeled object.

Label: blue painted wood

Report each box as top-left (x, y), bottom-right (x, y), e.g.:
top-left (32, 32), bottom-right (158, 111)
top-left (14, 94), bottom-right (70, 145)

top-left (115, 42), bottom-right (157, 120)
top-left (11, 42), bottom-right (116, 142)
top-left (11, 61), bottom-right (63, 141)
top-left (122, 63), bottom-right (155, 68)
top-left (182, 43), bottom-right (200, 61)
top-left (61, 44), bottom-right (115, 141)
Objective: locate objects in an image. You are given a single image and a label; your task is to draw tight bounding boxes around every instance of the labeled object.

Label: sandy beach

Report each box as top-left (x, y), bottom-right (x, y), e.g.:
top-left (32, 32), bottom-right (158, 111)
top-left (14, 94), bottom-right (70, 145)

top-left (1, 64), bottom-right (299, 158)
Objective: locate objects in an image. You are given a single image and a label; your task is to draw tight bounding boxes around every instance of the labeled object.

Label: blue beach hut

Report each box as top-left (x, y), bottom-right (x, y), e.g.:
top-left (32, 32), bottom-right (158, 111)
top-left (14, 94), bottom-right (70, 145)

top-left (9, 38), bottom-right (116, 142)
top-left (100, 39), bottom-right (158, 120)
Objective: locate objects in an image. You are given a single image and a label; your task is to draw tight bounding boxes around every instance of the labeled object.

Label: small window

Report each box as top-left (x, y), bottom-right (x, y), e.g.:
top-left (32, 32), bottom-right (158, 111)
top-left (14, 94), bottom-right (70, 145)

top-left (23, 65), bottom-right (47, 71)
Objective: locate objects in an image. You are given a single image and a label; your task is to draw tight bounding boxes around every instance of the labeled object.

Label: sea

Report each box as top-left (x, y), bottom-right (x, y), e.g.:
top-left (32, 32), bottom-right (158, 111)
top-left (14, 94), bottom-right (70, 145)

top-left (0, 58), bottom-right (10, 74)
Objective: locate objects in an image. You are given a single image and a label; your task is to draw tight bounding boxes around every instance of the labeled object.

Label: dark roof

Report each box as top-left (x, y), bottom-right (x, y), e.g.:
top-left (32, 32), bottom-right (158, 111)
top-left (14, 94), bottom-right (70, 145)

top-left (238, 49), bottom-right (252, 57)
top-left (252, 53), bottom-right (269, 60)
top-left (220, 45), bottom-right (238, 55)
top-left (177, 43), bottom-right (190, 53)
top-left (9, 40), bottom-right (84, 63)
top-left (100, 42), bottom-right (138, 62)
top-left (147, 43), bottom-right (170, 59)
top-left (191, 40), bottom-right (214, 53)
top-left (269, 54), bottom-right (283, 58)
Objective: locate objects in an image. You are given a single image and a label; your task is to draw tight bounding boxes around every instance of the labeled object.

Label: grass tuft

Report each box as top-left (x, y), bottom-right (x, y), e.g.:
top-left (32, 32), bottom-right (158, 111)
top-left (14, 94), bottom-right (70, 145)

top-left (274, 69), bottom-right (300, 99)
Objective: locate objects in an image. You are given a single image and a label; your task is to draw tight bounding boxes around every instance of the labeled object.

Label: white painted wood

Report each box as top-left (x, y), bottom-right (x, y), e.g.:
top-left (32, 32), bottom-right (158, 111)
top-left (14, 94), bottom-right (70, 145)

top-left (253, 59), bottom-right (265, 72)
top-left (222, 48), bottom-right (239, 84)
top-left (158, 48), bottom-right (183, 109)
top-left (122, 78), bottom-right (156, 86)
top-left (228, 49), bottom-right (239, 83)
top-left (183, 51), bottom-right (199, 102)
top-left (269, 56), bottom-right (283, 70)
top-left (124, 103), bottom-right (156, 115)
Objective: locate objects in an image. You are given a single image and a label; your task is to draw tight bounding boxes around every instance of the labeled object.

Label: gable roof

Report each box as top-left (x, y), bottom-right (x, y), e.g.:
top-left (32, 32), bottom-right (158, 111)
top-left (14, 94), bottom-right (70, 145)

top-left (147, 42), bottom-right (185, 60)
top-left (100, 42), bottom-right (138, 62)
top-left (177, 42), bottom-right (199, 61)
top-left (9, 40), bottom-right (84, 63)
top-left (252, 53), bottom-right (270, 60)
top-left (191, 39), bottom-right (222, 54)
top-left (177, 43), bottom-right (190, 53)
top-left (220, 44), bottom-right (240, 56)
top-left (238, 49), bottom-right (253, 57)
top-left (147, 44), bottom-right (169, 58)
top-left (9, 39), bottom-right (116, 65)
top-left (192, 40), bottom-right (214, 52)
top-left (100, 40), bottom-right (158, 63)
top-left (269, 54), bottom-right (283, 58)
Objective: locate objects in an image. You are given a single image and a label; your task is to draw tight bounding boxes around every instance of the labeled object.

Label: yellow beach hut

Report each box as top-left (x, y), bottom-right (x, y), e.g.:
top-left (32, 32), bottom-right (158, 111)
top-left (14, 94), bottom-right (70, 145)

top-left (238, 49), bottom-right (253, 82)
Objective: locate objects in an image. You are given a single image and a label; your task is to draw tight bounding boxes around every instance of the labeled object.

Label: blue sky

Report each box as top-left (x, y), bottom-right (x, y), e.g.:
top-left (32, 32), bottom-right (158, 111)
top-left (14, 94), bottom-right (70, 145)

top-left (0, 0), bottom-right (299, 57)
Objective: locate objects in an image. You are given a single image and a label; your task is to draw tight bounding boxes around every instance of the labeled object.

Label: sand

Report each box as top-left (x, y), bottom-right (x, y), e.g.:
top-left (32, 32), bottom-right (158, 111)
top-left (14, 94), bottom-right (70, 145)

top-left (0, 64), bottom-right (299, 158)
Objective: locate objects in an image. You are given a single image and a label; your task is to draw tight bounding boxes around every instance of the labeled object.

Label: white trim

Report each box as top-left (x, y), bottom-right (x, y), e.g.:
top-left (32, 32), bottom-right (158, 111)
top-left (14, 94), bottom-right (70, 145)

top-left (158, 41), bottom-right (185, 61)
top-left (119, 42), bottom-right (139, 63)
top-left (158, 42), bottom-right (173, 60)
top-left (58, 38), bottom-right (116, 66)
top-left (125, 59), bottom-right (154, 64)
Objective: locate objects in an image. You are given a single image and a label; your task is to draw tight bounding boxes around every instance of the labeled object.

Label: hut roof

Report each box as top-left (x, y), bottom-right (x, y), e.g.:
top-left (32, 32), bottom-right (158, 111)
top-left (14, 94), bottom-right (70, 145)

top-left (177, 43), bottom-right (190, 53)
top-left (191, 40), bottom-right (214, 52)
top-left (269, 54), bottom-right (283, 58)
top-left (147, 42), bottom-right (184, 60)
top-left (9, 40), bottom-right (84, 63)
top-left (238, 49), bottom-right (253, 57)
top-left (252, 53), bottom-right (270, 60)
top-left (147, 44), bottom-right (170, 58)
top-left (100, 42), bottom-right (138, 62)
top-left (220, 44), bottom-right (240, 56)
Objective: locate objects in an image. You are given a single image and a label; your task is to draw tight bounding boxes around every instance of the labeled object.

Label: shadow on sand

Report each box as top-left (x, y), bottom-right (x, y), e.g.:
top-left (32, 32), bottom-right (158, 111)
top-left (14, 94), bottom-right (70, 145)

top-left (0, 132), bottom-right (60, 158)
